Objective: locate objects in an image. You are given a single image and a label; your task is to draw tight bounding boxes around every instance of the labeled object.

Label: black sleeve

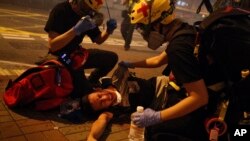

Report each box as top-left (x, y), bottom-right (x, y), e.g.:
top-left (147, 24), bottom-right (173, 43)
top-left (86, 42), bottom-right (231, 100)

top-left (86, 27), bottom-right (102, 42)
top-left (44, 5), bottom-right (66, 34)
top-left (167, 35), bottom-right (202, 84)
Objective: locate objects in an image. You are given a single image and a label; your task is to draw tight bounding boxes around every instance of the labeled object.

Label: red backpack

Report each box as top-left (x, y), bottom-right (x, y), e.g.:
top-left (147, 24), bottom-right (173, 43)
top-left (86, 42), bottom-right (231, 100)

top-left (3, 60), bottom-right (73, 111)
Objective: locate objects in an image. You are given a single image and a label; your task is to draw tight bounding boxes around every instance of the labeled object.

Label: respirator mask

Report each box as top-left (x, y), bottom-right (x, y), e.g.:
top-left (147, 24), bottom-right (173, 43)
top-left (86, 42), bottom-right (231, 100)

top-left (136, 23), bottom-right (165, 50)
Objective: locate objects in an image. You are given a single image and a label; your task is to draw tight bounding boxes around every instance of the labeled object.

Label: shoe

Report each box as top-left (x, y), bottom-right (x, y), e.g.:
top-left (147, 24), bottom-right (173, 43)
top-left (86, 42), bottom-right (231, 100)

top-left (124, 45), bottom-right (130, 51)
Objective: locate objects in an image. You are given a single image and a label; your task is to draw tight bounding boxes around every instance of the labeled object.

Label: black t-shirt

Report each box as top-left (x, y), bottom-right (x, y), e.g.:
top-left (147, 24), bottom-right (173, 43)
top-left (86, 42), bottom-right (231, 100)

top-left (165, 23), bottom-right (225, 86)
top-left (165, 24), bottom-right (202, 84)
top-left (44, 1), bottom-right (101, 55)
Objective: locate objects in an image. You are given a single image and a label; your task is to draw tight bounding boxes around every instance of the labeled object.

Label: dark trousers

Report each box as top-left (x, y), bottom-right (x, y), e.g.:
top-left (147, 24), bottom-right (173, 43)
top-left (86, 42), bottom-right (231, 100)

top-left (120, 12), bottom-right (135, 49)
top-left (145, 110), bottom-right (208, 141)
top-left (71, 49), bottom-right (118, 98)
top-left (84, 49), bottom-right (118, 83)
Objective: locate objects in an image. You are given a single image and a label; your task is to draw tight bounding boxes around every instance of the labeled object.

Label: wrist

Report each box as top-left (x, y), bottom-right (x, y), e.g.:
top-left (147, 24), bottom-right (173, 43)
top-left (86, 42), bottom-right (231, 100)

top-left (87, 135), bottom-right (97, 141)
top-left (106, 28), bottom-right (114, 35)
top-left (106, 29), bottom-right (112, 35)
top-left (73, 27), bottom-right (81, 36)
top-left (156, 111), bottom-right (161, 122)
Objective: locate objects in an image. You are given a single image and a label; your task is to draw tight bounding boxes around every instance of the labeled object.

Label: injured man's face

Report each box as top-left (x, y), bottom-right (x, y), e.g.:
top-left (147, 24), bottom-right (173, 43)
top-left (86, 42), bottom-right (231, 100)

top-left (87, 87), bottom-right (121, 111)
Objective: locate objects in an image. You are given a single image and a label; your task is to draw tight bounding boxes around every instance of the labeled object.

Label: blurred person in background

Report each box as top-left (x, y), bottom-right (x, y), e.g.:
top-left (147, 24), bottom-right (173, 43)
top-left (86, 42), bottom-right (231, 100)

top-left (120, 0), bottom-right (138, 50)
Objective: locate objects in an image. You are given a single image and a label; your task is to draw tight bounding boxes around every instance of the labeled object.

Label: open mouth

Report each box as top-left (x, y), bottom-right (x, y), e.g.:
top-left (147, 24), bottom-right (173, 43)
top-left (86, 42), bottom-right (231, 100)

top-left (103, 89), bottom-right (117, 105)
top-left (103, 90), bottom-right (114, 101)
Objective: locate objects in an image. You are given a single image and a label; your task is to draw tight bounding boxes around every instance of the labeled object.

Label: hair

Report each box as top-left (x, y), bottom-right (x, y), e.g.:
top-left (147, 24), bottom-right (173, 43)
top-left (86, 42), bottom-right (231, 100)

top-left (80, 95), bottom-right (95, 114)
top-left (69, 0), bottom-right (78, 4)
top-left (80, 94), bottom-right (108, 118)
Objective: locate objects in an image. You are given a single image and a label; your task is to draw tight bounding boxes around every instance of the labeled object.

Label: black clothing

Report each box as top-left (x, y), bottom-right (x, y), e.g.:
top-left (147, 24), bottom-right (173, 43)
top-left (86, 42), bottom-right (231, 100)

top-left (44, 1), bottom-right (101, 56)
top-left (165, 23), bottom-right (202, 84)
top-left (124, 75), bottom-right (208, 141)
top-left (127, 77), bottom-right (156, 111)
top-left (120, 0), bottom-right (138, 50)
top-left (44, 1), bottom-right (118, 97)
top-left (120, 11), bottom-right (135, 50)
top-left (165, 22), bottom-right (225, 86)
top-left (145, 21), bottom-right (208, 141)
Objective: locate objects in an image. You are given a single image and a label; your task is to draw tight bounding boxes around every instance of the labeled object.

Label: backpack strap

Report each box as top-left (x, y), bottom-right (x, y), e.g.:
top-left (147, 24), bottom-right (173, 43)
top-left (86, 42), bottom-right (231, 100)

top-left (41, 59), bottom-right (64, 67)
top-left (200, 6), bottom-right (250, 30)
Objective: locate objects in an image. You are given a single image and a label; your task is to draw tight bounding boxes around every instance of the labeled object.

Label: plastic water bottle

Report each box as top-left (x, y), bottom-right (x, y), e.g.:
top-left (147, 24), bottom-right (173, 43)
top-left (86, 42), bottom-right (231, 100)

top-left (128, 106), bottom-right (145, 141)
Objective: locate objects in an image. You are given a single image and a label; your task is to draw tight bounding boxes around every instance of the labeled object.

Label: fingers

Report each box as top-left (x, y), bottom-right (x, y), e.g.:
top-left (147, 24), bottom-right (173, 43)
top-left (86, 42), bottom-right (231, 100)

top-left (131, 112), bottom-right (143, 126)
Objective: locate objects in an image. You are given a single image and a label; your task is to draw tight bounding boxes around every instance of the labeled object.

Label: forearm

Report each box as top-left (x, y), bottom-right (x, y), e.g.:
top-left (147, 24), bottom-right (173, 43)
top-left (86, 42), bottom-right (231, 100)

top-left (95, 31), bottom-right (109, 44)
top-left (160, 94), bottom-right (202, 121)
top-left (87, 112), bottom-right (113, 141)
top-left (132, 57), bottom-right (164, 68)
top-left (48, 28), bottom-right (76, 53)
top-left (160, 79), bottom-right (208, 121)
top-left (132, 51), bottom-right (168, 68)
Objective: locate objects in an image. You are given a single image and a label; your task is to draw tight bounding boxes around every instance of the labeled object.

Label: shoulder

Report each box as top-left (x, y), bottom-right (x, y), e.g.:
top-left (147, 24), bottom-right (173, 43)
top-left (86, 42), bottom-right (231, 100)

top-left (167, 34), bottom-right (195, 55)
top-left (54, 1), bottom-right (69, 10)
top-left (50, 1), bottom-right (70, 15)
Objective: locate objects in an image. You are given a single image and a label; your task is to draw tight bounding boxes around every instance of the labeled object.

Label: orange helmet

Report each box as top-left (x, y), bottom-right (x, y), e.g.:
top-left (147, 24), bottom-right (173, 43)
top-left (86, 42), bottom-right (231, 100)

top-left (130, 0), bottom-right (175, 25)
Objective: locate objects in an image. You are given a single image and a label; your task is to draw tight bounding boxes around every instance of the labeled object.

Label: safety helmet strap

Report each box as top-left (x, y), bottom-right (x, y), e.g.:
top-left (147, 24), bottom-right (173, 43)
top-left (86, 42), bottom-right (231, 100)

top-left (142, 0), bottom-right (175, 37)
top-left (156, 0), bottom-right (175, 23)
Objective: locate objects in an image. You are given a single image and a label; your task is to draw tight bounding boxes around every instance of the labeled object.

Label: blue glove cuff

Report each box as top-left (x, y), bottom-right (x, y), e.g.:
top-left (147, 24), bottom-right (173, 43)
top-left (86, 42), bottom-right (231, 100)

top-left (132, 108), bottom-right (161, 127)
top-left (106, 19), bottom-right (117, 34)
top-left (74, 16), bottom-right (95, 36)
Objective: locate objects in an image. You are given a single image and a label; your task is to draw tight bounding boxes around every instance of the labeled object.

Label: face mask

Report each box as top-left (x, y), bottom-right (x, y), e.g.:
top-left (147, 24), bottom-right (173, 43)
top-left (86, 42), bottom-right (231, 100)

top-left (147, 31), bottom-right (165, 50)
top-left (136, 24), bottom-right (151, 41)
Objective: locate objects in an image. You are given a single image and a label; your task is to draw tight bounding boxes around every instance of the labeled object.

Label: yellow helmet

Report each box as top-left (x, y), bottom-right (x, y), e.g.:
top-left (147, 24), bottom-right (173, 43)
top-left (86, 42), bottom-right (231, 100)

top-left (130, 0), bottom-right (175, 25)
top-left (84, 0), bottom-right (103, 11)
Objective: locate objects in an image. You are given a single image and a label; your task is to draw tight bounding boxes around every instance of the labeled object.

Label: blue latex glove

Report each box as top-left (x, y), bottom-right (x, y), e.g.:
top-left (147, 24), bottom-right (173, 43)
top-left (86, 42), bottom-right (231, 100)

top-left (106, 19), bottom-right (117, 34)
top-left (119, 61), bottom-right (134, 68)
top-left (131, 108), bottom-right (161, 127)
top-left (73, 16), bottom-right (96, 36)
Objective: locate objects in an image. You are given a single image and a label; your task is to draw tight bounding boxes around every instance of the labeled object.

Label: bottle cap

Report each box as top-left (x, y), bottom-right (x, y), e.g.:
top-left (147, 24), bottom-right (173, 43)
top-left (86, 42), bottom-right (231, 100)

top-left (241, 69), bottom-right (250, 79)
top-left (137, 106), bottom-right (144, 112)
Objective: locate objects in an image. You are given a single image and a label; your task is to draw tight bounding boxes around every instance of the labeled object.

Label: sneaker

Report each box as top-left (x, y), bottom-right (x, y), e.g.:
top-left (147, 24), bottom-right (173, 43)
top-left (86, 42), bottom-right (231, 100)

top-left (124, 45), bottom-right (130, 51)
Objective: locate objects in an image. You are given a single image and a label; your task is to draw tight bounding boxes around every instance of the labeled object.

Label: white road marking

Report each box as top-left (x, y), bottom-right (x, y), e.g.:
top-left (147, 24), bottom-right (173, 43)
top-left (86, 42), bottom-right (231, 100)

top-left (0, 61), bottom-right (31, 76)
top-left (1, 33), bottom-right (35, 40)
top-left (0, 60), bottom-right (92, 77)
top-left (0, 60), bottom-right (36, 67)
top-left (0, 29), bottom-right (147, 47)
